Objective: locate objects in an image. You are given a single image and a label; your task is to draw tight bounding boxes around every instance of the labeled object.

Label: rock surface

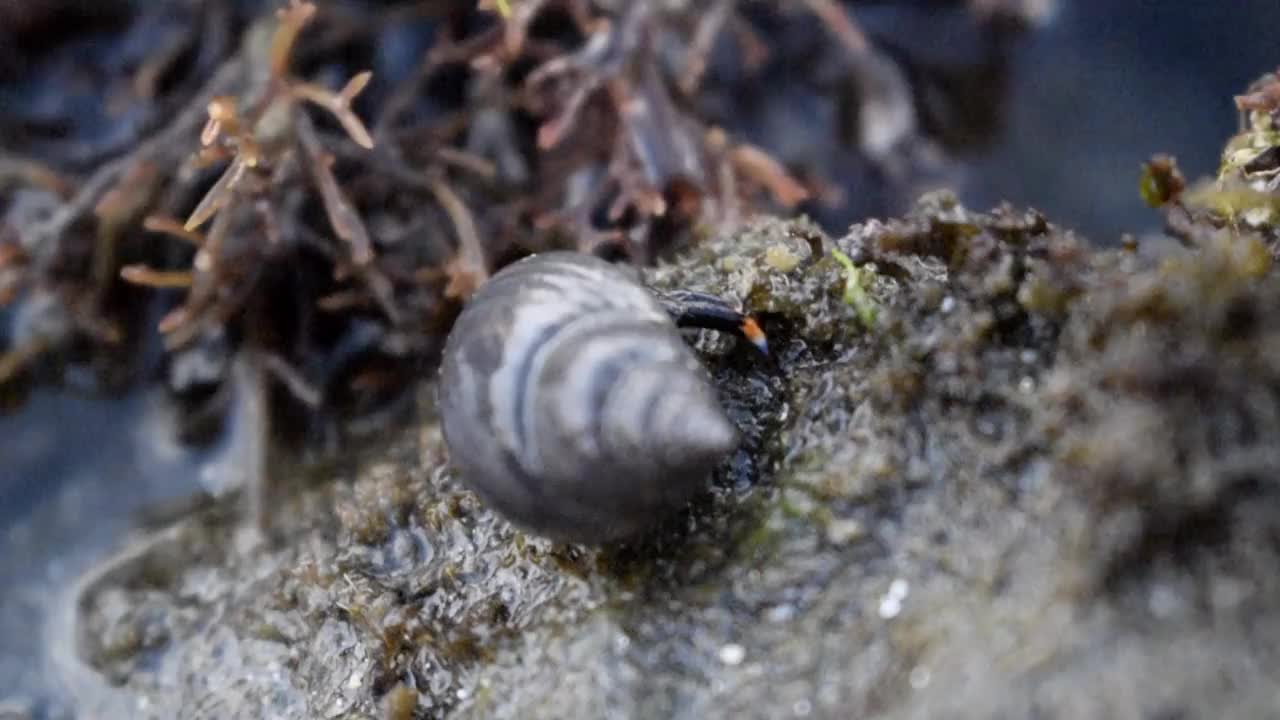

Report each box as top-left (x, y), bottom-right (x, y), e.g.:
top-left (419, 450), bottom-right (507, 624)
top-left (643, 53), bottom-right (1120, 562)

top-left (63, 194), bottom-right (1280, 719)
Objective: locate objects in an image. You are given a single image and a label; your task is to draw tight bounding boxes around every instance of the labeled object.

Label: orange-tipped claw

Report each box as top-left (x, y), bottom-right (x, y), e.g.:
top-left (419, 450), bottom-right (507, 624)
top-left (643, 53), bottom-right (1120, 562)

top-left (740, 316), bottom-right (769, 355)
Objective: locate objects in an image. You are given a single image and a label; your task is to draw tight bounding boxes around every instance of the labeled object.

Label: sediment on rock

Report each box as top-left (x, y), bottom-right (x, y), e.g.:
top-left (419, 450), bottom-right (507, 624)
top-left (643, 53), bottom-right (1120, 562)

top-left (64, 190), bottom-right (1280, 719)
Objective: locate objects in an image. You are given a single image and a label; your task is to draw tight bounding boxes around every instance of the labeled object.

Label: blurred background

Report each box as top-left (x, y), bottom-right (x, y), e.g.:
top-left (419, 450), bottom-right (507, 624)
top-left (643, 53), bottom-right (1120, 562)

top-left (964, 0), bottom-right (1280, 241)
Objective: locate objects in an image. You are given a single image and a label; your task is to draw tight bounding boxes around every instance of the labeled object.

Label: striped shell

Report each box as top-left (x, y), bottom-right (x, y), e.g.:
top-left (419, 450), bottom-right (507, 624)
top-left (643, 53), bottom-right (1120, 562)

top-left (438, 251), bottom-right (738, 543)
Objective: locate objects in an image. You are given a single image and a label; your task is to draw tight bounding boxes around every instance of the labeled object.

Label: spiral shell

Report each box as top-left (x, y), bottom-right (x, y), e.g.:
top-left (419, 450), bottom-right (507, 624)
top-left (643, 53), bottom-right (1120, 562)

top-left (438, 251), bottom-right (738, 543)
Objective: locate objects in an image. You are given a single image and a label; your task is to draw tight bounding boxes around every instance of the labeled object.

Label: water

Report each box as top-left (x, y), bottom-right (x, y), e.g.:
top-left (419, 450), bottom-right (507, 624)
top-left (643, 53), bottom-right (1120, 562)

top-left (965, 0), bottom-right (1280, 242)
top-left (0, 389), bottom-right (212, 716)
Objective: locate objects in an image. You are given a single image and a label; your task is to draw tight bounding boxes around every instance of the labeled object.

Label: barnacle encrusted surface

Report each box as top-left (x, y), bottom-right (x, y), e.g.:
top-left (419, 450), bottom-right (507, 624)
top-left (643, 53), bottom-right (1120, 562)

top-left (69, 196), bottom-right (1280, 718)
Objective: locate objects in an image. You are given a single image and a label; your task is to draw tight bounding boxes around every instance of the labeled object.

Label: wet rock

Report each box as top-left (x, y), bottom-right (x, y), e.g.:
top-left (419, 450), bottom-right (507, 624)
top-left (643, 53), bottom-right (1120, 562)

top-left (63, 196), bottom-right (1280, 719)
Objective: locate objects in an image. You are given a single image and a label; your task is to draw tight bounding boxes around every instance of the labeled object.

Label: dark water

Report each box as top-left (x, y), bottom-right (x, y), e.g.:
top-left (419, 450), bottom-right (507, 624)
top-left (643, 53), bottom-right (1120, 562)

top-left (0, 389), bottom-right (212, 716)
top-left (966, 0), bottom-right (1280, 242)
top-left (2, 1), bottom-right (1279, 714)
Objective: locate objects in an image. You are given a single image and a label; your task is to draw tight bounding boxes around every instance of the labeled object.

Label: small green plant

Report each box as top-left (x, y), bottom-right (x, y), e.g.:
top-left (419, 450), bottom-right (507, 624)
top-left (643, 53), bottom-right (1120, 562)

top-left (830, 248), bottom-right (877, 328)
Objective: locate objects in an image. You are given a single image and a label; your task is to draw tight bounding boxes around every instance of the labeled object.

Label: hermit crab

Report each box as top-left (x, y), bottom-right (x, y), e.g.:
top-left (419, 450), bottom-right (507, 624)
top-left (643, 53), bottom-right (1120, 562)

top-left (438, 251), bottom-right (765, 543)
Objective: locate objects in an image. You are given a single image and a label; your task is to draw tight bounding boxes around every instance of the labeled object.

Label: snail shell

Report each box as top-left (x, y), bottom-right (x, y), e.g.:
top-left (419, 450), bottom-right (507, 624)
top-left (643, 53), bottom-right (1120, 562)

top-left (438, 251), bottom-right (738, 543)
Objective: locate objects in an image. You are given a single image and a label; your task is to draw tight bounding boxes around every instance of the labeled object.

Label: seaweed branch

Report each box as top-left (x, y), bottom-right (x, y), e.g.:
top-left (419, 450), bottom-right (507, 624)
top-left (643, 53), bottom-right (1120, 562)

top-left (0, 0), bottom-right (1045, 458)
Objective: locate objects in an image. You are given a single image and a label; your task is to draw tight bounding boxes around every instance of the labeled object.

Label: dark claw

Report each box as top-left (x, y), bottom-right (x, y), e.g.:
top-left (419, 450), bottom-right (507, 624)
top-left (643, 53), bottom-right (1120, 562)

top-left (658, 289), bottom-right (769, 354)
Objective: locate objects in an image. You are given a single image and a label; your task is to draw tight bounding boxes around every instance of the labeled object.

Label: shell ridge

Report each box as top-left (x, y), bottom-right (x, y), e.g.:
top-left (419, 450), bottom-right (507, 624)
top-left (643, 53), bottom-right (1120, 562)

top-left (537, 317), bottom-right (685, 469)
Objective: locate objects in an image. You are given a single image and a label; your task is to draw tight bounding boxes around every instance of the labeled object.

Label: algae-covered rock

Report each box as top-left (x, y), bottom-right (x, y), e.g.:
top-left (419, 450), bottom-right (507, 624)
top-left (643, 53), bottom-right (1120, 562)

top-left (63, 194), bottom-right (1280, 719)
